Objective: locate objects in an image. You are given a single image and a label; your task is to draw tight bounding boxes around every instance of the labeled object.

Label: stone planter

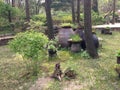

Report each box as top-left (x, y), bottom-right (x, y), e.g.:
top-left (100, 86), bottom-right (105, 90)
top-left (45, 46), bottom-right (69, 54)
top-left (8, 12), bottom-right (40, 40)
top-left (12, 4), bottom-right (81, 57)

top-left (101, 28), bottom-right (112, 35)
top-left (70, 41), bottom-right (81, 53)
top-left (48, 49), bottom-right (57, 57)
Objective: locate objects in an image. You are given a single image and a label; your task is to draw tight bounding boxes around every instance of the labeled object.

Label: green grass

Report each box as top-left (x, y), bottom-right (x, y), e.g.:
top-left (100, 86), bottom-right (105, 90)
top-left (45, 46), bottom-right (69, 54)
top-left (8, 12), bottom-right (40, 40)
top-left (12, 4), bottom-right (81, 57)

top-left (1, 31), bottom-right (120, 90)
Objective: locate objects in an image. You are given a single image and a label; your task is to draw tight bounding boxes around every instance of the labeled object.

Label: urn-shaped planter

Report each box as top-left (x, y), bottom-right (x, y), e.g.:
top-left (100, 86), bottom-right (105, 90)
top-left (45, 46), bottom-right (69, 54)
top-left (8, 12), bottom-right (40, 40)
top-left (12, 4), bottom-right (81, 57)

top-left (70, 41), bottom-right (81, 52)
top-left (69, 34), bottom-right (82, 53)
top-left (58, 26), bottom-right (74, 48)
top-left (101, 27), bottom-right (112, 35)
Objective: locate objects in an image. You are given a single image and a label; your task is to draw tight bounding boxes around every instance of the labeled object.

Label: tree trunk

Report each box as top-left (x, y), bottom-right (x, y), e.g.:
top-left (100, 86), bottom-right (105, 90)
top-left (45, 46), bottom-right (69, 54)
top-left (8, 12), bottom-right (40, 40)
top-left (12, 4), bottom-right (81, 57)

top-left (25, 0), bottom-right (30, 22)
top-left (35, 0), bottom-right (41, 14)
top-left (84, 0), bottom-right (98, 58)
top-left (5, 0), bottom-right (9, 4)
top-left (12, 0), bottom-right (15, 7)
top-left (92, 0), bottom-right (99, 13)
top-left (77, 0), bottom-right (80, 25)
top-left (71, 0), bottom-right (75, 23)
top-left (45, 0), bottom-right (54, 39)
top-left (8, 0), bottom-right (10, 4)
top-left (18, 0), bottom-right (21, 8)
top-left (6, 0), bottom-right (12, 22)
top-left (112, 0), bottom-right (116, 24)
top-left (8, 10), bottom-right (12, 22)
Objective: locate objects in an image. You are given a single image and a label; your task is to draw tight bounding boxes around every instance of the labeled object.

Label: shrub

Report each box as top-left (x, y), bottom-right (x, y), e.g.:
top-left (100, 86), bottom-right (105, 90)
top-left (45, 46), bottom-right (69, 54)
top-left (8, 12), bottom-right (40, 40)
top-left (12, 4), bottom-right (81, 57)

top-left (9, 30), bottom-right (48, 76)
top-left (0, 1), bottom-right (22, 21)
top-left (60, 23), bottom-right (72, 27)
top-left (47, 40), bottom-right (57, 51)
top-left (27, 20), bottom-right (46, 33)
top-left (92, 11), bottom-right (105, 25)
top-left (53, 11), bottom-right (72, 24)
top-left (80, 50), bottom-right (90, 59)
top-left (31, 14), bottom-right (46, 24)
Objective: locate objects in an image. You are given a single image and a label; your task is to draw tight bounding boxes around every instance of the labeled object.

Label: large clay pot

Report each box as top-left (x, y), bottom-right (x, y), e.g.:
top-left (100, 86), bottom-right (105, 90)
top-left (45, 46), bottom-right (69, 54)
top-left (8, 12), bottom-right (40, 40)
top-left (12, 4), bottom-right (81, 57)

top-left (58, 27), bottom-right (74, 47)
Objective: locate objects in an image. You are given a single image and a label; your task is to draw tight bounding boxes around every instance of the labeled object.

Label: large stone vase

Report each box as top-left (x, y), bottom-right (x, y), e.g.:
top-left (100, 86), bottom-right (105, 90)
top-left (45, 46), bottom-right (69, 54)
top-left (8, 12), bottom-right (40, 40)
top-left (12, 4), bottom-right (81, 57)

top-left (57, 27), bottom-right (74, 47)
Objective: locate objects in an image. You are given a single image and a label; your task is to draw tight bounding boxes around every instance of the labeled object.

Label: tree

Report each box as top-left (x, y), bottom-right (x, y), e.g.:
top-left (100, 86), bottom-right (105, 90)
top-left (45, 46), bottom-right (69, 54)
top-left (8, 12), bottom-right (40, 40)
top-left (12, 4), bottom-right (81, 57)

top-left (35, 0), bottom-right (41, 14)
top-left (84, 0), bottom-right (98, 58)
top-left (112, 0), bottom-right (116, 24)
top-left (25, 0), bottom-right (30, 22)
top-left (45, 0), bottom-right (54, 39)
top-left (12, 0), bottom-right (15, 7)
top-left (71, 0), bottom-right (75, 23)
top-left (92, 0), bottom-right (99, 13)
top-left (77, 0), bottom-right (81, 25)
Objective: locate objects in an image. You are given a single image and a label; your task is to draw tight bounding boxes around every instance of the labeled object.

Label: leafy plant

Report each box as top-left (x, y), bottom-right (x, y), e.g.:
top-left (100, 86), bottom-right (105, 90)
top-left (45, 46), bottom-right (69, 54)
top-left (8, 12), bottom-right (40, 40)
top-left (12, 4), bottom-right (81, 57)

top-left (9, 30), bottom-right (48, 76)
top-left (48, 44), bottom-right (57, 51)
top-left (31, 14), bottom-right (46, 24)
top-left (105, 26), bottom-right (110, 29)
top-left (116, 50), bottom-right (120, 57)
top-left (91, 11), bottom-right (105, 25)
top-left (27, 20), bottom-right (45, 33)
top-left (80, 50), bottom-right (90, 59)
top-left (0, 1), bottom-right (22, 22)
top-left (47, 40), bottom-right (57, 51)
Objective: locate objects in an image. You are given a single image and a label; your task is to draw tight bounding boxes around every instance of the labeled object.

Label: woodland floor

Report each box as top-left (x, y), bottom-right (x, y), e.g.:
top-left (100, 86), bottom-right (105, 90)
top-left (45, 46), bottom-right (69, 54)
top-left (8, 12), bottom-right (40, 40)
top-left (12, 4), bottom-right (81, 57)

top-left (1, 30), bottom-right (120, 90)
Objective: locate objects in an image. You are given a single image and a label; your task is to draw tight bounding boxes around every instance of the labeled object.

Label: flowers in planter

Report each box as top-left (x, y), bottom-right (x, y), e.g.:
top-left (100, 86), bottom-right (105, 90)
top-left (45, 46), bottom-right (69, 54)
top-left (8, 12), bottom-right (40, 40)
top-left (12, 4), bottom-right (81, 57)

top-left (70, 34), bottom-right (82, 42)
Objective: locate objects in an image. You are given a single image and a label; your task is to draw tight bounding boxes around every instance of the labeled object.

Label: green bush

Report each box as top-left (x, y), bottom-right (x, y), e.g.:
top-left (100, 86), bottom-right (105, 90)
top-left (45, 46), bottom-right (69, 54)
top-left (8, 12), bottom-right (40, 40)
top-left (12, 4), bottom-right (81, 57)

top-left (0, 17), bottom-right (8, 26)
top-left (53, 11), bottom-right (72, 24)
top-left (0, 23), bottom-right (14, 33)
top-left (0, 1), bottom-right (25, 27)
top-left (31, 14), bottom-right (46, 24)
top-left (60, 23), bottom-right (72, 27)
top-left (0, 1), bottom-right (21, 20)
top-left (47, 40), bottom-right (57, 51)
top-left (9, 30), bottom-right (48, 76)
top-left (92, 11), bottom-right (105, 25)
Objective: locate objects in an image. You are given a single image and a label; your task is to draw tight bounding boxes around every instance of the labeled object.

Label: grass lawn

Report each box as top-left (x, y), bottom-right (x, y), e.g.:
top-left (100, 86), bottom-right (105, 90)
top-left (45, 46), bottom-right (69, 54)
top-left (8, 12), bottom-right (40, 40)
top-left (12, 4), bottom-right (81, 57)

top-left (0, 31), bottom-right (120, 90)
